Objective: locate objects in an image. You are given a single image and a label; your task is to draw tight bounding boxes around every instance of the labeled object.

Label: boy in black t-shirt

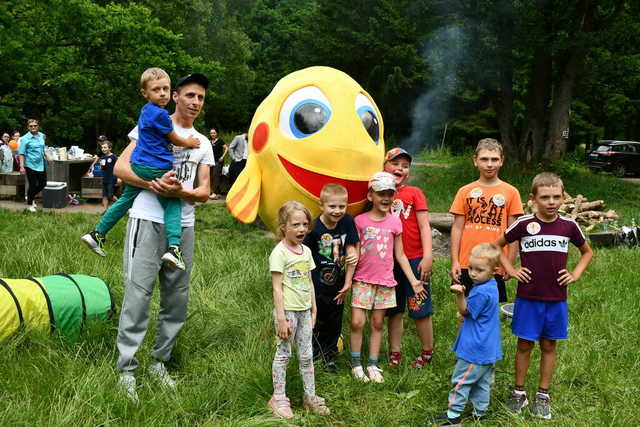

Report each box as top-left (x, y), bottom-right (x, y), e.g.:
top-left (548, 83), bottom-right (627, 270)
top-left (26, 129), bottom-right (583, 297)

top-left (303, 183), bottom-right (359, 373)
top-left (98, 139), bottom-right (118, 212)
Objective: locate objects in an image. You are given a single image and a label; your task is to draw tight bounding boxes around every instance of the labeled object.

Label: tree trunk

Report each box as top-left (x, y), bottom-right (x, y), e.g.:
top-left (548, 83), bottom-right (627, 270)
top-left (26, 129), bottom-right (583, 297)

top-left (517, 0), bottom-right (552, 164)
top-left (492, 0), bottom-right (517, 160)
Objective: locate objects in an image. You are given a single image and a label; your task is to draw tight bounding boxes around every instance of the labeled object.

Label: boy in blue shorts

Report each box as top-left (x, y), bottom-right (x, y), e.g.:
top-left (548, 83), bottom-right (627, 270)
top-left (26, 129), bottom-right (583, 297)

top-left (494, 172), bottom-right (593, 419)
top-left (428, 243), bottom-right (502, 425)
top-left (82, 67), bottom-right (202, 270)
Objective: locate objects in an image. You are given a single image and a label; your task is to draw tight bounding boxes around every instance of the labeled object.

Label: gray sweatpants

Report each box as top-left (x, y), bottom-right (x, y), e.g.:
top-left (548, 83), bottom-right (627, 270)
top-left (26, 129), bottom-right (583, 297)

top-left (116, 217), bottom-right (194, 373)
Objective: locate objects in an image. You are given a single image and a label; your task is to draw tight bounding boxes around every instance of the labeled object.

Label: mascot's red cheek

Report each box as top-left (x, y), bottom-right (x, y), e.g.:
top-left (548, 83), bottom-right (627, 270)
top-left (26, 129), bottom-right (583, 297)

top-left (252, 122), bottom-right (269, 153)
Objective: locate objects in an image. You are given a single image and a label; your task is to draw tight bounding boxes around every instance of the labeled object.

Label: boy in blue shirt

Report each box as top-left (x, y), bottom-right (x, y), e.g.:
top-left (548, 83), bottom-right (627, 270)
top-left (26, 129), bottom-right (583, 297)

top-left (82, 67), bottom-right (201, 270)
top-left (429, 243), bottom-right (502, 425)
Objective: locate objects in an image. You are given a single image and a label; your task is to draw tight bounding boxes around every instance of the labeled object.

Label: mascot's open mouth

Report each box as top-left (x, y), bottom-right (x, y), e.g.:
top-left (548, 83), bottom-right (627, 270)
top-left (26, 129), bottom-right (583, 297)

top-left (279, 155), bottom-right (368, 203)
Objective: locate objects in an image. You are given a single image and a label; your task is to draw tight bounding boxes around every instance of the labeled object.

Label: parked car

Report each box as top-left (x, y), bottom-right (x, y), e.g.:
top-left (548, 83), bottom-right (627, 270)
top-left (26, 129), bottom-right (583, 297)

top-left (586, 140), bottom-right (640, 177)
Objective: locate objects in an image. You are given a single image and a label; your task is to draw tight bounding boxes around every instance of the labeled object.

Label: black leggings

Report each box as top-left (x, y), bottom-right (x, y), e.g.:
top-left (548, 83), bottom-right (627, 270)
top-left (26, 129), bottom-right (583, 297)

top-left (26, 167), bottom-right (47, 204)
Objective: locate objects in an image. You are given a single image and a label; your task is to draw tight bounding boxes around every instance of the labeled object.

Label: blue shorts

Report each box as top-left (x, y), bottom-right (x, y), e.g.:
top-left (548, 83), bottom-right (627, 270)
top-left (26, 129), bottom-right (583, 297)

top-left (386, 257), bottom-right (433, 319)
top-left (102, 181), bottom-right (116, 199)
top-left (511, 297), bottom-right (568, 341)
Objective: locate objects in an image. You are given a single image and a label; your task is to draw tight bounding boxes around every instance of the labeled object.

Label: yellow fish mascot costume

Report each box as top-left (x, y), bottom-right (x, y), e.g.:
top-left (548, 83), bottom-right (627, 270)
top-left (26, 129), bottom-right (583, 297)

top-left (226, 66), bottom-right (386, 231)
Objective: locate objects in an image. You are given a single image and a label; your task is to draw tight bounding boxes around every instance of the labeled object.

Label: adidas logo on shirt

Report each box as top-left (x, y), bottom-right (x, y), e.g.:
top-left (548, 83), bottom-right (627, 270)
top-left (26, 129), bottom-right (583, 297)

top-left (521, 235), bottom-right (570, 252)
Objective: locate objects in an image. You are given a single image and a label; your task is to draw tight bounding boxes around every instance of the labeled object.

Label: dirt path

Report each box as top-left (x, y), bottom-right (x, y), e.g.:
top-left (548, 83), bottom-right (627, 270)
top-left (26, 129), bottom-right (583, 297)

top-left (621, 177), bottom-right (640, 185)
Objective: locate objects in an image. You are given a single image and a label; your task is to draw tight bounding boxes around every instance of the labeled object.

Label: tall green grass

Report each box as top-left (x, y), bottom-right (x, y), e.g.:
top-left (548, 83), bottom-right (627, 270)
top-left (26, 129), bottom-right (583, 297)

top-left (0, 159), bottom-right (639, 426)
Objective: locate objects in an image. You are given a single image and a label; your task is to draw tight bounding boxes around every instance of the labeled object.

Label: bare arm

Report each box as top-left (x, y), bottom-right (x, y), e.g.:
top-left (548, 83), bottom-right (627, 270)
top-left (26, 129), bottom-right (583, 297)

top-left (167, 130), bottom-right (200, 148)
top-left (220, 143), bottom-right (228, 162)
top-left (113, 140), bottom-right (151, 190)
top-left (416, 210), bottom-right (433, 281)
top-left (494, 236), bottom-right (531, 283)
top-left (272, 272), bottom-right (291, 340)
top-left (450, 214), bottom-right (465, 283)
top-left (504, 215), bottom-right (520, 279)
top-left (309, 271), bottom-right (317, 327)
top-left (18, 154), bottom-right (25, 173)
top-left (394, 234), bottom-right (426, 298)
top-left (558, 241), bottom-right (593, 286)
top-left (450, 284), bottom-right (469, 316)
top-left (334, 243), bottom-right (357, 304)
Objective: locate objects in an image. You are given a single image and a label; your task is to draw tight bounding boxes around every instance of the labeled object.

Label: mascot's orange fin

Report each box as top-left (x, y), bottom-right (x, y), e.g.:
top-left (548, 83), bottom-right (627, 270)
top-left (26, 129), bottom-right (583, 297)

top-left (226, 158), bottom-right (261, 224)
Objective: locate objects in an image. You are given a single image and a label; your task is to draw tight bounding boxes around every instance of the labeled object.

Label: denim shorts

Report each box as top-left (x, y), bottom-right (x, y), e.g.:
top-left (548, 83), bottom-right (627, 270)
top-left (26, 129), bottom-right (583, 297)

top-left (386, 257), bottom-right (433, 318)
top-left (511, 297), bottom-right (568, 341)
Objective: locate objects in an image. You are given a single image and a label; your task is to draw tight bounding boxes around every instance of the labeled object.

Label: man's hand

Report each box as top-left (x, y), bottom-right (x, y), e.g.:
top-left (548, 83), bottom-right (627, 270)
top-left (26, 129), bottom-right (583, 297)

top-left (149, 170), bottom-right (182, 197)
top-left (334, 281), bottom-right (352, 304)
top-left (277, 318), bottom-right (291, 340)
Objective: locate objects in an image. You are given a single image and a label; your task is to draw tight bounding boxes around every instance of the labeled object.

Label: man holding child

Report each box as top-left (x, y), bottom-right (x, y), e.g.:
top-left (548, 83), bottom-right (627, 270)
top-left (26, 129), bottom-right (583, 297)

top-left (113, 73), bottom-right (214, 403)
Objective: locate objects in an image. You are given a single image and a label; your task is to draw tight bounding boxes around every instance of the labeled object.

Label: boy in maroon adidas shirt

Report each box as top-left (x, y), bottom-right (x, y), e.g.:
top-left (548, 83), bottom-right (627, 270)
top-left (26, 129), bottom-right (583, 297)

top-left (494, 172), bottom-right (593, 420)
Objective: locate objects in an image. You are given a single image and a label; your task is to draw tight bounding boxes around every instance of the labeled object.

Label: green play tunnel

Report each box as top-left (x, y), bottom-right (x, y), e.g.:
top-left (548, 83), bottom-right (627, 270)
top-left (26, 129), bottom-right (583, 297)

top-left (0, 274), bottom-right (114, 341)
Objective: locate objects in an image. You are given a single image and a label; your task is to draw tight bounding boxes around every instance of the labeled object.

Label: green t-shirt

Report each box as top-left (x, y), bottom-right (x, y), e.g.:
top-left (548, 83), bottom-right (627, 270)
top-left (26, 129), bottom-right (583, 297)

top-left (269, 241), bottom-right (316, 311)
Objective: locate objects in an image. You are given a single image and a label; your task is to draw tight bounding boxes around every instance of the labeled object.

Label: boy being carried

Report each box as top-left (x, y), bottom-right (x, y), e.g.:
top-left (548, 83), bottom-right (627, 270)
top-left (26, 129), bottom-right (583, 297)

top-left (82, 67), bottom-right (201, 270)
top-left (495, 172), bottom-right (593, 420)
top-left (303, 183), bottom-right (358, 374)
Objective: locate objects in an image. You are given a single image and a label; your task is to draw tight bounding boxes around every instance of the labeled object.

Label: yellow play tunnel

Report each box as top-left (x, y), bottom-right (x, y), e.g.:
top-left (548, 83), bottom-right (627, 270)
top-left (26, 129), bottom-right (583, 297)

top-left (0, 278), bottom-right (50, 340)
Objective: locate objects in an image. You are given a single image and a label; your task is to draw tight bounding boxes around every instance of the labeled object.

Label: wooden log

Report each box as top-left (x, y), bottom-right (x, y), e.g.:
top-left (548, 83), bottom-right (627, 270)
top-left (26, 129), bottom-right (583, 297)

top-left (429, 213), bottom-right (454, 232)
top-left (579, 200), bottom-right (605, 212)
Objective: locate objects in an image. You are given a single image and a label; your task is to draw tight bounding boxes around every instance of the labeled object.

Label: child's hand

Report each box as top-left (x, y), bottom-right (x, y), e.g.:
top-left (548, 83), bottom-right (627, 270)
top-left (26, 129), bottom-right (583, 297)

top-left (450, 263), bottom-right (461, 284)
top-left (185, 135), bottom-right (201, 148)
top-left (450, 284), bottom-right (465, 294)
top-left (417, 257), bottom-right (433, 281)
top-left (411, 280), bottom-right (427, 299)
top-left (557, 269), bottom-right (577, 286)
top-left (456, 311), bottom-right (465, 326)
top-left (511, 267), bottom-right (532, 283)
top-left (345, 252), bottom-right (358, 266)
top-left (277, 318), bottom-right (291, 340)
top-left (311, 308), bottom-right (317, 328)
top-left (333, 282), bottom-right (352, 304)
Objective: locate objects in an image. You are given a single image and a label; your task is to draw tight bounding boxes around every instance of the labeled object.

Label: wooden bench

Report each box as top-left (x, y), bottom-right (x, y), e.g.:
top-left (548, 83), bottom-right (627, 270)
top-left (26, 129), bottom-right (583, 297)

top-left (81, 176), bottom-right (103, 199)
top-left (0, 173), bottom-right (25, 200)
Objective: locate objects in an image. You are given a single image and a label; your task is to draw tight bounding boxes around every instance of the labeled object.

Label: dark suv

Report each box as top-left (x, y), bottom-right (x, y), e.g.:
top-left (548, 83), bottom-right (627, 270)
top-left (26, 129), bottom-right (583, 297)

top-left (587, 140), bottom-right (640, 177)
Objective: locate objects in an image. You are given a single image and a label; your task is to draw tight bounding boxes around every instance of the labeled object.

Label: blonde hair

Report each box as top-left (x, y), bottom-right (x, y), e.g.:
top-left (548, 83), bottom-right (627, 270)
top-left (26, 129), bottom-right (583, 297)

top-left (140, 67), bottom-right (170, 89)
top-left (531, 172), bottom-right (564, 195)
top-left (27, 118), bottom-right (38, 126)
top-left (470, 243), bottom-right (501, 269)
top-left (474, 138), bottom-right (503, 157)
top-left (320, 183), bottom-right (348, 202)
top-left (276, 201), bottom-right (312, 238)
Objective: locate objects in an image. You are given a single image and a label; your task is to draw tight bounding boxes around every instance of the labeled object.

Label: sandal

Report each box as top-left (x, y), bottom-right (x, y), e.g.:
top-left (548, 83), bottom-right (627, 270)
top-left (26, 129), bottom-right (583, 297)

top-left (268, 396), bottom-right (293, 419)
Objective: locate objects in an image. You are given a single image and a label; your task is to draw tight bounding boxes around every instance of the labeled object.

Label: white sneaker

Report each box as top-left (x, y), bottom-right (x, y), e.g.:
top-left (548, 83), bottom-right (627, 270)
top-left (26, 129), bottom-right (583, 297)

top-left (118, 373), bottom-right (139, 404)
top-left (366, 365), bottom-right (385, 383)
top-left (27, 204), bottom-right (36, 212)
top-left (149, 361), bottom-right (176, 388)
top-left (351, 366), bottom-right (370, 382)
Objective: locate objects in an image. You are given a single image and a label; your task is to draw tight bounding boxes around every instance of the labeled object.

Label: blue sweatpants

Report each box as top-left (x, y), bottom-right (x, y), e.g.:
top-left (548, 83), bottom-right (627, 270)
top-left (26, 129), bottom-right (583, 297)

top-left (447, 358), bottom-right (495, 418)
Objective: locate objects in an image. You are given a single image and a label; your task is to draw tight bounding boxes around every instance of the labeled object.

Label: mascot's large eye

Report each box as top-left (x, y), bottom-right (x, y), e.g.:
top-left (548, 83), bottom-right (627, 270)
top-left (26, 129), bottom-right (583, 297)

top-left (279, 86), bottom-right (332, 139)
top-left (355, 93), bottom-right (380, 145)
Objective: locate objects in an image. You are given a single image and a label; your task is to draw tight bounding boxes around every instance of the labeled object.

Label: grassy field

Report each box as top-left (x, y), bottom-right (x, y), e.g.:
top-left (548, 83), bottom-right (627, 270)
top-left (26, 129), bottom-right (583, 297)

top-left (1, 153), bottom-right (639, 426)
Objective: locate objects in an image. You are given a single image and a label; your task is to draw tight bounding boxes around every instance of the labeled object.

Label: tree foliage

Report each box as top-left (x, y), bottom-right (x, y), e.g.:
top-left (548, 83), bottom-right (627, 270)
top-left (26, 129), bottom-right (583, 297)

top-left (1, 0), bottom-right (639, 161)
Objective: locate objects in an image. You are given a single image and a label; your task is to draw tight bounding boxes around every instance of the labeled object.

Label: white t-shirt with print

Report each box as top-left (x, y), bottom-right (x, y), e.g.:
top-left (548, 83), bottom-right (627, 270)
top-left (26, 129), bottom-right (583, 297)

top-left (127, 124), bottom-right (214, 227)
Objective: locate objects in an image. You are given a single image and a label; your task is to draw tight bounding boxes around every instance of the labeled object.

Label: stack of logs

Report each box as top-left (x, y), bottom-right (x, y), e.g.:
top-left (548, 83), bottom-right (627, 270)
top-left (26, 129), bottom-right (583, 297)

top-left (524, 192), bottom-right (619, 231)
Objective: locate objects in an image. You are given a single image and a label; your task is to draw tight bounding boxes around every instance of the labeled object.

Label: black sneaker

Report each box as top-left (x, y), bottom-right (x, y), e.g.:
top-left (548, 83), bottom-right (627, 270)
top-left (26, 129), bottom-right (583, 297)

top-left (426, 413), bottom-right (462, 426)
top-left (161, 245), bottom-right (186, 270)
top-left (81, 231), bottom-right (106, 257)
